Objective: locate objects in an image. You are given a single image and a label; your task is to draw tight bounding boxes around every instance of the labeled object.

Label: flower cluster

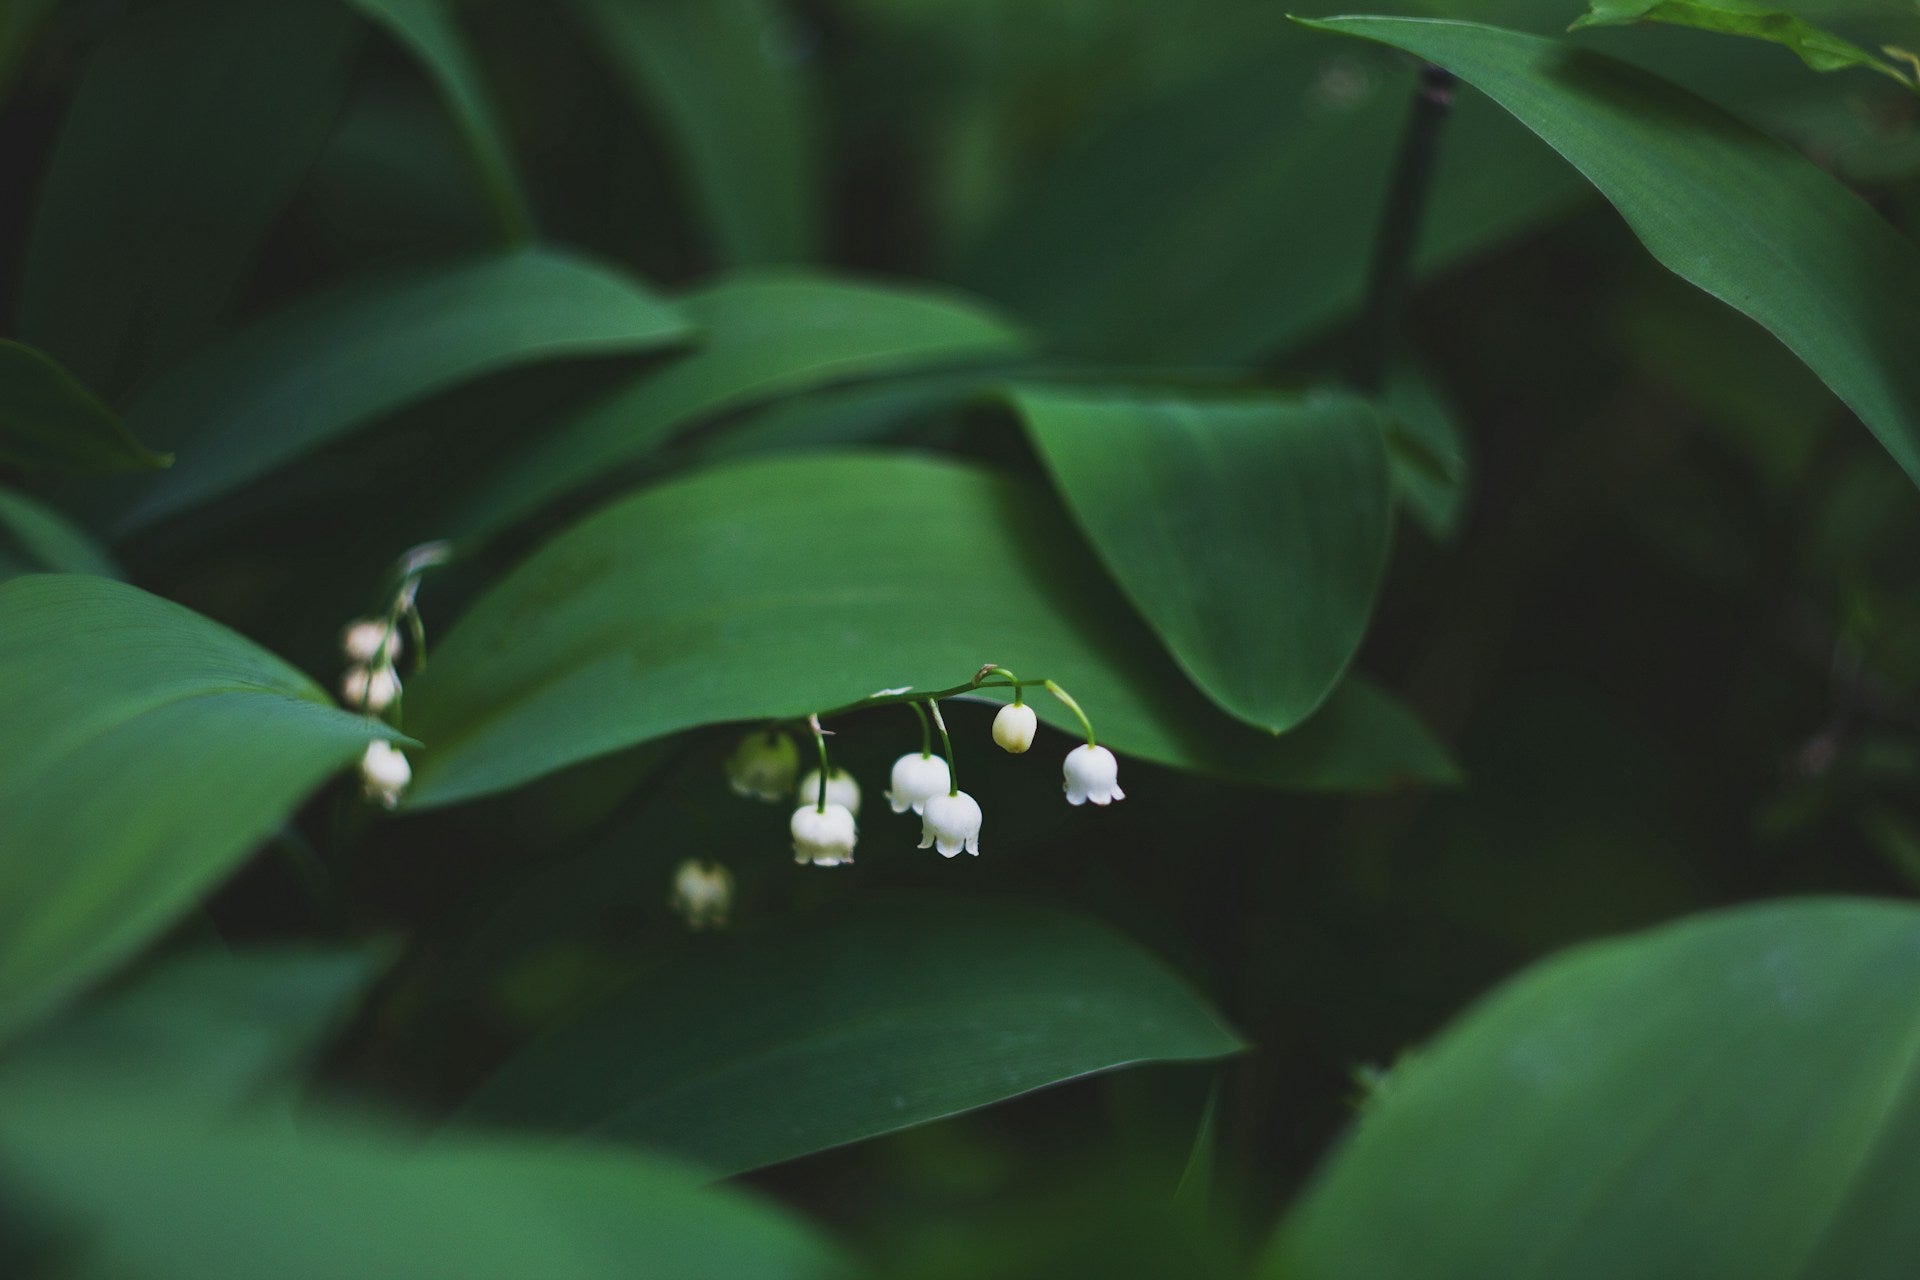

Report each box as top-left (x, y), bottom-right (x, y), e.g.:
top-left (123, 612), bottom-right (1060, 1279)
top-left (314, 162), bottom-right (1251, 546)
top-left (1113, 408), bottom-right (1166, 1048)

top-left (669, 859), bottom-right (735, 929)
top-left (342, 541), bottom-right (450, 810)
top-left (715, 666), bottom-right (1124, 891)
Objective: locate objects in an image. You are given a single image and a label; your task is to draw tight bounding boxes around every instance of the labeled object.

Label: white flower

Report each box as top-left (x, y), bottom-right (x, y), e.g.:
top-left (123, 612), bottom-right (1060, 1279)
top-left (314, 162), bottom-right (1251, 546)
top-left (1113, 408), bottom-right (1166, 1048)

top-left (795, 767), bottom-right (861, 816)
top-left (725, 731), bottom-right (799, 802)
top-left (1063, 744), bottom-right (1125, 806)
top-left (669, 859), bottom-right (734, 929)
top-left (360, 740), bottom-right (411, 808)
top-left (918, 790), bottom-right (982, 857)
top-left (340, 663), bottom-right (400, 713)
top-left (791, 802), bottom-right (858, 866)
top-left (341, 618), bottom-right (400, 664)
top-left (992, 703), bottom-right (1038, 754)
top-left (885, 752), bottom-right (951, 815)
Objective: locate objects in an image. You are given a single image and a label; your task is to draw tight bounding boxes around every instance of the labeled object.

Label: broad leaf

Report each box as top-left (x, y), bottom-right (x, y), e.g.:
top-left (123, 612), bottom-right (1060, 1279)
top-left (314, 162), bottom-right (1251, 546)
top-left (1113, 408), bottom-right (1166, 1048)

top-left (404, 452), bottom-right (1456, 808)
top-left (1573, 1), bottom-right (1919, 85)
top-left (0, 487), bottom-right (123, 584)
top-left (351, 0), bottom-right (535, 240)
top-left (0, 341), bottom-right (168, 473)
top-left (461, 897), bottom-right (1243, 1175)
top-left (0, 576), bottom-right (408, 1041)
top-left (450, 272), bottom-right (1031, 539)
top-left (1012, 386), bottom-right (1392, 734)
top-left (109, 248), bottom-right (694, 533)
top-left (1302, 16), bottom-right (1920, 494)
top-left (1267, 897), bottom-right (1920, 1278)
top-left (0, 1085), bottom-right (848, 1279)
top-left (569, 0), bottom-right (820, 265)
top-left (1380, 362), bottom-right (1470, 540)
top-left (16, 0), bottom-right (360, 397)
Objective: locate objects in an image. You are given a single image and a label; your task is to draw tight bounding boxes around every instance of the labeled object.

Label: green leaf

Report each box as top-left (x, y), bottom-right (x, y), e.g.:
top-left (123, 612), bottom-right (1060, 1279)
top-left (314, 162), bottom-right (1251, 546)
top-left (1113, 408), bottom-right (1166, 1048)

top-left (0, 487), bottom-right (123, 585)
top-left (109, 248), bottom-right (695, 533)
top-left (350, 0), bottom-right (535, 240)
top-left (568, 0), bottom-right (820, 265)
top-left (461, 897), bottom-right (1243, 1175)
top-left (1572, 0), bottom-right (1918, 84)
top-left (17, 0), bottom-right (360, 397)
top-left (1300, 16), bottom-right (1920, 495)
top-left (0, 341), bottom-right (169, 474)
top-left (0, 1087), bottom-right (849, 1279)
top-left (1010, 386), bottom-right (1392, 733)
top-left (0, 946), bottom-right (384, 1110)
top-left (1379, 362), bottom-right (1470, 540)
top-left (0, 576), bottom-right (408, 1041)
top-left (405, 451), bottom-right (1455, 808)
top-left (1265, 897), bottom-right (1920, 1278)
top-left (449, 272), bottom-right (1031, 538)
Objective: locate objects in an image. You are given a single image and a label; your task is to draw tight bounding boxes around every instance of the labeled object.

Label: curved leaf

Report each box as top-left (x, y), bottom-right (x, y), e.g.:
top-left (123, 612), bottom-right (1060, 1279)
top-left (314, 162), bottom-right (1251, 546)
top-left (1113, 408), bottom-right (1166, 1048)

top-left (404, 452), bottom-right (1455, 808)
top-left (110, 248), bottom-right (694, 533)
top-left (350, 0), bottom-right (534, 240)
top-left (450, 272), bottom-right (1031, 538)
top-left (570, 0), bottom-right (820, 265)
top-left (461, 897), bottom-right (1243, 1175)
top-left (1011, 386), bottom-right (1392, 733)
top-left (16, 0), bottom-right (360, 397)
top-left (0, 1086), bottom-right (848, 1279)
top-left (1302, 15), bottom-right (1920, 493)
top-left (0, 576), bottom-right (407, 1041)
top-left (1267, 897), bottom-right (1920, 1279)
top-left (0, 487), bottom-right (123, 585)
top-left (1572, 1), bottom-right (1919, 85)
top-left (0, 341), bottom-right (168, 474)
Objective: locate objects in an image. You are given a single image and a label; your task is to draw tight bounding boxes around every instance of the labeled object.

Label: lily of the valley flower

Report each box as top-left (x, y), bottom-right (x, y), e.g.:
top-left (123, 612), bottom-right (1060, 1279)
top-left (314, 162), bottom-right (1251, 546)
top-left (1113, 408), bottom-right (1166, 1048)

top-left (726, 731), bottom-right (800, 802)
top-left (360, 740), bottom-right (411, 808)
top-left (1062, 743), bottom-right (1125, 806)
top-left (796, 767), bottom-right (861, 816)
top-left (340, 663), bottom-right (400, 713)
top-left (341, 618), bottom-right (400, 665)
top-left (670, 859), bottom-right (735, 929)
top-left (992, 702), bottom-right (1038, 754)
top-left (791, 802), bottom-right (858, 866)
top-left (919, 790), bottom-right (982, 857)
top-left (886, 752), bottom-right (951, 815)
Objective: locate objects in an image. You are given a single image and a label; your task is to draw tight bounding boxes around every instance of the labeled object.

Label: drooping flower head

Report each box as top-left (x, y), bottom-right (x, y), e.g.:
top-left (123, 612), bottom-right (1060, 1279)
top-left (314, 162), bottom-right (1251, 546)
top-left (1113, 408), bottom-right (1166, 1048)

top-left (992, 702), bottom-right (1038, 754)
top-left (726, 730), bottom-right (800, 802)
top-left (1062, 743), bottom-right (1124, 806)
top-left (886, 752), bottom-right (951, 815)
top-left (340, 663), bottom-right (400, 714)
top-left (795, 766), bottom-right (861, 816)
top-left (919, 790), bottom-right (982, 857)
top-left (360, 739), bottom-right (411, 809)
top-left (670, 859), bottom-right (735, 929)
top-left (341, 618), bottom-right (400, 665)
top-left (791, 802), bottom-right (858, 866)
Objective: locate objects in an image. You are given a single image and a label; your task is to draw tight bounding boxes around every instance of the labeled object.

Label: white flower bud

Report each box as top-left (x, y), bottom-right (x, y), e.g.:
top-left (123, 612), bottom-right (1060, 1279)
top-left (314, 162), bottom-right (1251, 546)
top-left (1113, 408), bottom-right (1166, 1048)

top-left (918, 790), bottom-right (982, 858)
top-left (885, 752), bottom-right (951, 815)
top-left (341, 618), bottom-right (400, 664)
top-left (725, 731), bottom-right (799, 802)
top-left (669, 859), bottom-right (734, 930)
top-left (1062, 744), bottom-right (1125, 806)
top-left (791, 802), bottom-right (858, 866)
top-left (360, 740), bottom-right (411, 808)
top-left (795, 767), bottom-right (861, 816)
top-left (340, 663), bottom-right (401, 713)
top-left (992, 702), bottom-right (1038, 754)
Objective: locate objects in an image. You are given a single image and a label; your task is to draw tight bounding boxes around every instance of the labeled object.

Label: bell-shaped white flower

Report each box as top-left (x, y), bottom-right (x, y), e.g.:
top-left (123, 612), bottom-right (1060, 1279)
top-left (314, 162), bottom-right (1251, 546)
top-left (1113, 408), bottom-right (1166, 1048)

top-left (918, 790), bottom-right (982, 858)
top-left (340, 663), bottom-right (400, 713)
top-left (795, 767), bottom-right (861, 816)
top-left (726, 731), bottom-right (799, 802)
top-left (341, 618), bottom-right (400, 664)
top-left (1063, 744), bottom-right (1125, 806)
top-left (886, 752), bottom-right (951, 815)
top-left (992, 703), bottom-right (1038, 754)
top-left (669, 859), bottom-right (734, 930)
top-left (360, 740), bottom-right (411, 809)
top-left (791, 802), bottom-right (858, 866)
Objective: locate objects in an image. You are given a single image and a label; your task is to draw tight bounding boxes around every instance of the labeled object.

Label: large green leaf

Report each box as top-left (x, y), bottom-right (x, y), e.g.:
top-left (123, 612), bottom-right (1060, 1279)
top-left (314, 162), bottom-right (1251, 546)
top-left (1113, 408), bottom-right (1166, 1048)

top-left (1302, 15), bottom-right (1920, 494)
top-left (404, 452), bottom-right (1455, 808)
top-left (108, 248), bottom-right (694, 533)
top-left (0, 576), bottom-right (408, 1041)
top-left (0, 487), bottom-right (122, 585)
top-left (569, 0), bottom-right (820, 265)
top-left (1265, 897), bottom-right (1920, 1278)
top-left (461, 897), bottom-right (1243, 1175)
top-left (0, 1086), bottom-right (847, 1279)
top-left (1011, 386), bottom-right (1392, 734)
top-left (0, 341), bottom-right (168, 473)
top-left (449, 272), bottom-right (1032, 539)
top-left (1572, 0), bottom-right (1919, 85)
top-left (16, 0), bottom-right (360, 398)
top-left (350, 0), bottom-right (535, 240)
